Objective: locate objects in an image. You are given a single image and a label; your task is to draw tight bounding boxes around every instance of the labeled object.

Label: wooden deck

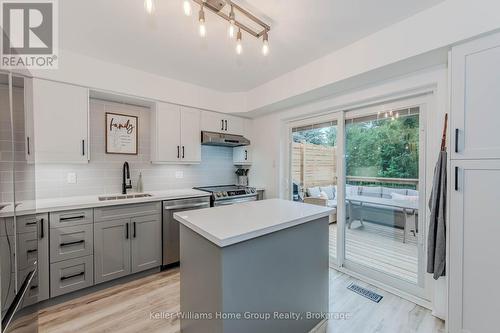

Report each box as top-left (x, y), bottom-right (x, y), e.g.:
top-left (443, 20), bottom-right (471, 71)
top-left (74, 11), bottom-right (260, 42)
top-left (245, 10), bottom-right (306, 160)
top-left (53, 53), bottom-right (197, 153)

top-left (329, 221), bottom-right (419, 284)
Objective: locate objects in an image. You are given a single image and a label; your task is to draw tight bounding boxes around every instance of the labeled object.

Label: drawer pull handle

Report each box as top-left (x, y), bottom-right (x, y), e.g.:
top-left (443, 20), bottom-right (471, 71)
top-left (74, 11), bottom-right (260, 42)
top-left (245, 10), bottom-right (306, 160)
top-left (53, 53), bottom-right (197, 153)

top-left (25, 221), bottom-right (37, 226)
top-left (59, 215), bottom-right (85, 222)
top-left (27, 249), bottom-right (37, 254)
top-left (30, 285), bottom-right (38, 290)
top-left (60, 240), bottom-right (85, 247)
top-left (60, 272), bottom-right (84, 281)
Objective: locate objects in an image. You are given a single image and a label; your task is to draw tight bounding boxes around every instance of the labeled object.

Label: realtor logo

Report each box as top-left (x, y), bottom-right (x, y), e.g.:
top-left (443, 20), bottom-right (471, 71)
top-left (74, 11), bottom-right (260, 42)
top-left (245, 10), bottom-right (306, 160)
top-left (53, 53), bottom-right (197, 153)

top-left (1, 0), bottom-right (58, 69)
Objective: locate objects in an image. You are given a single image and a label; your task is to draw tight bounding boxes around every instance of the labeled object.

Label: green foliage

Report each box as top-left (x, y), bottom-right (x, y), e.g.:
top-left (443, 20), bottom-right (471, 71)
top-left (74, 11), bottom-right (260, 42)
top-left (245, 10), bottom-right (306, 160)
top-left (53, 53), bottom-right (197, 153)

top-left (346, 115), bottom-right (419, 179)
top-left (292, 115), bottom-right (419, 180)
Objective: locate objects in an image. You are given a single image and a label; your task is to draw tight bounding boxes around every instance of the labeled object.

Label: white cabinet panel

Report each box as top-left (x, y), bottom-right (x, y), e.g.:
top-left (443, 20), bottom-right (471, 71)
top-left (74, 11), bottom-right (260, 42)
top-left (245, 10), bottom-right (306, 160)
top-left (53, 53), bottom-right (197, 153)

top-left (449, 160), bottom-right (500, 333)
top-left (451, 32), bottom-right (500, 159)
top-left (30, 78), bottom-right (89, 163)
top-left (153, 102), bottom-right (181, 163)
top-left (151, 103), bottom-right (201, 164)
top-left (233, 146), bottom-right (252, 165)
top-left (180, 106), bottom-right (201, 163)
top-left (201, 111), bottom-right (245, 135)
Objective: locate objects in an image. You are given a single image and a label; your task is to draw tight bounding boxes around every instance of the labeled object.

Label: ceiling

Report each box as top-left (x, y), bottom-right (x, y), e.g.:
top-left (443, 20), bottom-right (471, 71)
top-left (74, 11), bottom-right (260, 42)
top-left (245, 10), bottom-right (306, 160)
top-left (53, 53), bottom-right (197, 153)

top-left (60, 0), bottom-right (445, 92)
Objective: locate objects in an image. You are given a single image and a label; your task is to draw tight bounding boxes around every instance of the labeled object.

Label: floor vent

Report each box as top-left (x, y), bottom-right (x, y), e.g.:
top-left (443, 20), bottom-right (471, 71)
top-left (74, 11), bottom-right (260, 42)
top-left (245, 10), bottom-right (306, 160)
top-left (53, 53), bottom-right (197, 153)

top-left (347, 283), bottom-right (383, 303)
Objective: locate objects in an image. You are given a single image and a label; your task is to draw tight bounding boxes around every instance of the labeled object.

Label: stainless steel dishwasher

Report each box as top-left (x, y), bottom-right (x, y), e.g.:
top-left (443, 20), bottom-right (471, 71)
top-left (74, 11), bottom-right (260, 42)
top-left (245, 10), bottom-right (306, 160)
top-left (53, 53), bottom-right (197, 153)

top-left (162, 196), bottom-right (210, 267)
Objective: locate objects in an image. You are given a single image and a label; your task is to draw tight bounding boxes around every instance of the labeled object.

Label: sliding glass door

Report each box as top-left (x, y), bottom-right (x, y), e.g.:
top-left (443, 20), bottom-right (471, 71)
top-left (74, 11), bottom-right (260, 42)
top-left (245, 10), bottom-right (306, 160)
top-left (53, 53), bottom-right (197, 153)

top-left (289, 117), bottom-right (339, 265)
top-left (342, 103), bottom-right (426, 297)
top-left (287, 97), bottom-right (429, 299)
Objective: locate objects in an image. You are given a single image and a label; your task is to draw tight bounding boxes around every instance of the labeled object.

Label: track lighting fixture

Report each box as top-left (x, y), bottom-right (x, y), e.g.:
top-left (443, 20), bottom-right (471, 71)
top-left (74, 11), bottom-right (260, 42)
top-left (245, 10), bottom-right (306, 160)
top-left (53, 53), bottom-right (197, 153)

top-left (183, 0), bottom-right (192, 16)
top-left (236, 28), bottom-right (242, 55)
top-left (262, 30), bottom-right (269, 56)
top-left (144, 0), bottom-right (155, 15)
top-left (176, 0), bottom-right (271, 56)
top-left (198, 3), bottom-right (206, 37)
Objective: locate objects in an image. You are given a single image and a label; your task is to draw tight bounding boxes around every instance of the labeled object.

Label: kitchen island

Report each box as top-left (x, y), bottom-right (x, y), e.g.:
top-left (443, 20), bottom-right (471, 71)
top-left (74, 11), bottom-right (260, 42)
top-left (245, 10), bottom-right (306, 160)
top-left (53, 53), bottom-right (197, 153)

top-left (174, 198), bottom-right (334, 333)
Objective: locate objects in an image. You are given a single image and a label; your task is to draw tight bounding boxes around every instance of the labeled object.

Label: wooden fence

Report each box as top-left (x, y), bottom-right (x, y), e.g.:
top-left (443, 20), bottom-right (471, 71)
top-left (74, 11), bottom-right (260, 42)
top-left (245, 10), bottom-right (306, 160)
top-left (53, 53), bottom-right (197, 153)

top-left (292, 142), bottom-right (337, 190)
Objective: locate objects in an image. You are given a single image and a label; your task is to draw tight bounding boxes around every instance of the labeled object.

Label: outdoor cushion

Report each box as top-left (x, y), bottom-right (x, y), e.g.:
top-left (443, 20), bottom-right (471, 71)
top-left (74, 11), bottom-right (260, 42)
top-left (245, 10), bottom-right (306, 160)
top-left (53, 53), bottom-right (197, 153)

top-left (382, 187), bottom-right (407, 199)
top-left (320, 185), bottom-right (336, 200)
top-left (391, 192), bottom-right (418, 202)
top-left (307, 186), bottom-right (321, 197)
top-left (360, 186), bottom-right (382, 198)
top-left (346, 185), bottom-right (360, 196)
top-left (319, 191), bottom-right (329, 200)
top-left (406, 189), bottom-right (419, 196)
top-left (326, 199), bottom-right (337, 208)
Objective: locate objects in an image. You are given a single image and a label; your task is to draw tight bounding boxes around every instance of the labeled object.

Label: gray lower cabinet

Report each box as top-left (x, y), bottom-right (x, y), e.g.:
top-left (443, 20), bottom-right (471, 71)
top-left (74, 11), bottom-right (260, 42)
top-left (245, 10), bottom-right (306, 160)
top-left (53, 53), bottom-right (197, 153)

top-left (50, 255), bottom-right (93, 297)
top-left (94, 219), bottom-right (131, 284)
top-left (50, 224), bottom-right (93, 263)
top-left (94, 203), bottom-right (161, 284)
top-left (131, 215), bottom-right (162, 273)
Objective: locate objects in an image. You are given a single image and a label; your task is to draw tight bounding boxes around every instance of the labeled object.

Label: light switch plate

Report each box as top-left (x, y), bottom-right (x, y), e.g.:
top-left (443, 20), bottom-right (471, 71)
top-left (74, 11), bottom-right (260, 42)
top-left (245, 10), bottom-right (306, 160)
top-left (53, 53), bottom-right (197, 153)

top-left (67, 172), bottom-right (77, 184)
top-left (175, 171), bottom-right (184, 179)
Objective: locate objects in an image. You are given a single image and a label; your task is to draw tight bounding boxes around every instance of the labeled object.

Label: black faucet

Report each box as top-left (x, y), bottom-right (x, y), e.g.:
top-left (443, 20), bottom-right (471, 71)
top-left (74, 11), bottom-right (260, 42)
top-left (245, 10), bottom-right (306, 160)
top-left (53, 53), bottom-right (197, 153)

top-left (122, 162), bottom-right (132, 194)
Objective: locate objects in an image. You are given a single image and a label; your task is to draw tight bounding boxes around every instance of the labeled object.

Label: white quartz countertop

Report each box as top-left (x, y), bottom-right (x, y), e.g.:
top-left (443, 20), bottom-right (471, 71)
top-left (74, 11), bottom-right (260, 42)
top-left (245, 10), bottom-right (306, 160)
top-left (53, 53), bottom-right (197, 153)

top-left (0, 189), bottom-right (210, 217)
top-left (174, 198), bottom-right (334, 247)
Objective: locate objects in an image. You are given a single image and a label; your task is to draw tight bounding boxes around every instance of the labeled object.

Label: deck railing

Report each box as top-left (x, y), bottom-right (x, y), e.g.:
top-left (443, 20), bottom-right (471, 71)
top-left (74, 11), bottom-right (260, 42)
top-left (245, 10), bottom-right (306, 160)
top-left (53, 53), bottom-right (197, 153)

top-left (346, 176), bottom-right (418, 190)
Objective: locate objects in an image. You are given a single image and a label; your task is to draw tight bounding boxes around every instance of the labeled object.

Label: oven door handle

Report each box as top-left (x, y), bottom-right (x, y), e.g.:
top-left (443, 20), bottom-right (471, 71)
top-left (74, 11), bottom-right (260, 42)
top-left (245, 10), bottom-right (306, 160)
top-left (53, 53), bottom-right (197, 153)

top-left (164, 202), bottom-right (210, 210)
top-left (215, 196), bottom-right (257, 206)
top-left (1, 264), bottom-right (37, 331)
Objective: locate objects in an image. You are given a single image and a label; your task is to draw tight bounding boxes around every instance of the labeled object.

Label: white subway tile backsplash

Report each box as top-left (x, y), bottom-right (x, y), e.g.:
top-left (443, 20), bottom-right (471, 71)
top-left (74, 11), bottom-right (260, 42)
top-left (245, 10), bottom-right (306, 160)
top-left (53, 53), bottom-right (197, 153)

top-left (34, 99), bottom-right (237, 199)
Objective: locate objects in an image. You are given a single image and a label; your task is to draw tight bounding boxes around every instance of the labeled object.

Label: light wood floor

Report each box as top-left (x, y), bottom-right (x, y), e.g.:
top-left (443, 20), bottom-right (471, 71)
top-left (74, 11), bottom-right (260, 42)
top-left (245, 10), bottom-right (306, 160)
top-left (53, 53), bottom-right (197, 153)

top-left (330, 222), bottom-right (419, 284)
top-left (13, 267), bottom-right (443, 333)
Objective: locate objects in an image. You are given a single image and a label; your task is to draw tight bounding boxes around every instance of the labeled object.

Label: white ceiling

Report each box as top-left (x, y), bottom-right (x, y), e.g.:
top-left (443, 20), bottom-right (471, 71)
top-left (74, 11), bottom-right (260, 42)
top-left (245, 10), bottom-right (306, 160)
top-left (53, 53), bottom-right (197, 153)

top-left (60, 0), bottom-right (445, 92)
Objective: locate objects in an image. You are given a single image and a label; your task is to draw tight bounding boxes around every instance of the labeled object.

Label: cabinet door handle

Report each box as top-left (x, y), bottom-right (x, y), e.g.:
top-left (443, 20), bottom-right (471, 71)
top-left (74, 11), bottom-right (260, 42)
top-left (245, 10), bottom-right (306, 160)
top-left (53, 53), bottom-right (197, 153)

top-left (221, 120), bottom-right (224, 131)
top-left (182, 146), bottom-right (185, 159)
top-left (225, 120), bottom-right (228, 131)
top-left (455, 128), bottom-right (459, 153)
top-left (245, 150), bottom-right (248, 160)
top-left (82, 139), bottom-right (85, 156)
top-left (27, 137), bottom-right (30, 155)
top-left (177, 146), bottom-right (180, 159)
top-left (60, 240), bottom-right (85, 247)
top-left (455, 166), bottom-right (459, 191)
top-left (60, 215), bottom-right (85, 222)
top-left (126, 222), bottom-right (129, 239)
top-left (133, 222), bottom-right (136, 238)
top-left (39, 218), bottom-right (44, 239)
top-left (60, 272), bottom-right (84, 281)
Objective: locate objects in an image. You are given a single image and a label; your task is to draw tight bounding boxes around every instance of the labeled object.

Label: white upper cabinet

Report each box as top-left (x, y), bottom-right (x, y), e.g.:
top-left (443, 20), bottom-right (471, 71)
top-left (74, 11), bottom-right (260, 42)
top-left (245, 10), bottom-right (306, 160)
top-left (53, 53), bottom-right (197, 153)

top-left (151, 103), bottom-right (201, 164)
top-left (233, 146), bottom-right (252, 165)
top-left (451, 32), bottom-right (500, 160)
top-left (27, 78), bottom-right (89, 164)
top-left (201, 111), bottom-right (245, 135)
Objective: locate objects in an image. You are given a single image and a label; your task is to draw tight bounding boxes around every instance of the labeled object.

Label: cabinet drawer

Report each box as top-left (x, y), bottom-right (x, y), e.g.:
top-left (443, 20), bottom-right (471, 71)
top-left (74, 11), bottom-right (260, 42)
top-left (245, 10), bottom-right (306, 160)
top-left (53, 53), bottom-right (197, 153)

top-left (17, 232), bottom-right (38, 270)
top-left (50, 255), bottom-right (93, 297)
top-left (94, 202), bottom-right (161, 223)
top-left (50, 209), bottom-right (93, 228)
top-left (50, 224), bottom-right (93, 263)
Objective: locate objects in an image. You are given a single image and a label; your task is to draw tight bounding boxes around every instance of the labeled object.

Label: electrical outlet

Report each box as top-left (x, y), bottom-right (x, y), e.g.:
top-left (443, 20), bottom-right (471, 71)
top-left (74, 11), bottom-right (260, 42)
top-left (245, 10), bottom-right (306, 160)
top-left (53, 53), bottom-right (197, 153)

top-left (67, 172), bottom-right (77, 184)
top-left (175, 171), bottom-right (184, 179)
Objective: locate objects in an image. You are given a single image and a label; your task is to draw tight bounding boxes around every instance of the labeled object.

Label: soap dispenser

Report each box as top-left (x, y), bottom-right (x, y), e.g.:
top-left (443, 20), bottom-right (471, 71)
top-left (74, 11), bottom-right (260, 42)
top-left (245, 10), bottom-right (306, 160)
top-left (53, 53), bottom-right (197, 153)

top-left (137, 172), bottom-right (144, 193)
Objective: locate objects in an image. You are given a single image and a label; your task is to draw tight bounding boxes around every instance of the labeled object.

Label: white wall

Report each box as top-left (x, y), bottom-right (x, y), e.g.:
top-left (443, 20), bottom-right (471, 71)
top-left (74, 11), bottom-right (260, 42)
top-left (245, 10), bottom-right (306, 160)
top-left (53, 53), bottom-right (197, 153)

top-left (34, 99), bottom-right (236, 199)
top-left (30, 50), bottom-right (246, 114)
top-left (244, 0), bottom-right (500, 113)
top-left (249, 65), bottom-right (448, 318)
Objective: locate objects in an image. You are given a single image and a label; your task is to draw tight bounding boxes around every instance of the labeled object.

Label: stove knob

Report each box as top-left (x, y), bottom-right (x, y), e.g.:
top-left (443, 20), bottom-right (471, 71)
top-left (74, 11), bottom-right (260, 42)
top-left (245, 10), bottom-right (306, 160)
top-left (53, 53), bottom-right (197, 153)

top-left (215, 192), bottom-right (221, 198)
top-left (251, 188), bottom-right (256, 193)
top-left (223, 192), bottom-right (228, 197)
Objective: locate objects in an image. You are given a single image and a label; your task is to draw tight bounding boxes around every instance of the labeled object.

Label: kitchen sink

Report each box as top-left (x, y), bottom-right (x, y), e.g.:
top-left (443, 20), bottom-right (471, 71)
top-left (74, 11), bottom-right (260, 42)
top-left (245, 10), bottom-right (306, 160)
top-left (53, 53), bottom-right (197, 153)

top-left (98, 193), bottom-right (153, 201)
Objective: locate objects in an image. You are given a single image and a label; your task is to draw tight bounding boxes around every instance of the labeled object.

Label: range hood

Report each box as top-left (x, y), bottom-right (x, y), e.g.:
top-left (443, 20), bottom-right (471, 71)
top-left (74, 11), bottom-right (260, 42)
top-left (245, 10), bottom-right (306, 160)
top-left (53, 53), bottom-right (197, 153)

top-left (201, 131), bottom-right (250, 147)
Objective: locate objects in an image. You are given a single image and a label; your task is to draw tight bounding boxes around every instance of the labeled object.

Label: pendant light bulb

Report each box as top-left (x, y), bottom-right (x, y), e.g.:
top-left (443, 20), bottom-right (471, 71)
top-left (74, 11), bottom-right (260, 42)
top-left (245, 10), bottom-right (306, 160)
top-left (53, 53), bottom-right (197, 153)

top-left (262, 30), bottom-right (269, 56)
top-left (183, 0), bottom-right (192, 16)
top-left (236, 29), bottom-right (243, 55)
top-left (228, 6), bottom-right (236, 38)
top-left (198, 5), bottom-right (206, 37)
top-left (144, 0), bottom-right (155, 15)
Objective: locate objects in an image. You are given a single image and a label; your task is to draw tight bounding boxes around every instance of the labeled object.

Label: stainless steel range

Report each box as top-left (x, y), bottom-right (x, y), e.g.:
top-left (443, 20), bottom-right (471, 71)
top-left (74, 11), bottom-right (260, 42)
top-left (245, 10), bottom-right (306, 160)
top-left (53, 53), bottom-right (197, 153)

top-left (194, 185), bottom-right (258, 206)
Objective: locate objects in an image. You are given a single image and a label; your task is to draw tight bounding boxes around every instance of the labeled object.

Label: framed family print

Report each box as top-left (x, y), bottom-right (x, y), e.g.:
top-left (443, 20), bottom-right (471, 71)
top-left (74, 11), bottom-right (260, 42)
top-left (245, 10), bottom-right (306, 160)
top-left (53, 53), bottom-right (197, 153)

top-left (105, 112), bottom-right (138, 155)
